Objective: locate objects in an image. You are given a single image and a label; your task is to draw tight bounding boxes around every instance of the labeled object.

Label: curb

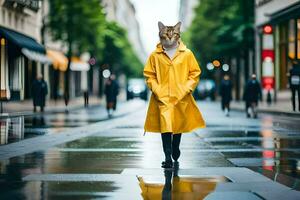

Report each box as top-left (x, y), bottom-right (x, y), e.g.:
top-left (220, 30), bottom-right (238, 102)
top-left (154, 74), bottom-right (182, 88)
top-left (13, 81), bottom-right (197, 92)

top-left (0, 102), bottom-right (102, 119)
top-left (230, 105), bottom-right (300, 117)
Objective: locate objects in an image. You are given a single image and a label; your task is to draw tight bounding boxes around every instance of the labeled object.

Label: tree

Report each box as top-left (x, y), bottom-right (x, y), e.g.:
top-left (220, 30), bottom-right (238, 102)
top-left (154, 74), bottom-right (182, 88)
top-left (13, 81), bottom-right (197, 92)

top-left (101, 21), bottom-right (143, 77)
top-left (184, 0), bottom-right (255, 99)
top-left (48, 0), bottom-right (106, 105)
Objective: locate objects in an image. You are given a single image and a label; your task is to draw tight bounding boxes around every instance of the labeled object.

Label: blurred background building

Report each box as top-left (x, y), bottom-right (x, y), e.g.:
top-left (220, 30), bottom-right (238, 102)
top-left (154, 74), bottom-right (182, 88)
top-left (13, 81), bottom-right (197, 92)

top-left (179, 0), bottom-right (199, 32)
top-left (0, 0), bottom-right (50, 101)
top-left (255, 0), bottom-right (300, 94)
top-left (102, 0), bottom-right (146, 63)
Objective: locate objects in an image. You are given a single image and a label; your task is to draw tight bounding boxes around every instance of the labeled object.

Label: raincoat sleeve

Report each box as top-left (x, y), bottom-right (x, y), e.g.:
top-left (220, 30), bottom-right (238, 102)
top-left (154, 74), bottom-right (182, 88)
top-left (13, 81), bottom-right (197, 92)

top-left (179, 52), bottom-right (201, 101)
top-left (143, 54), bottom-right (162, 98)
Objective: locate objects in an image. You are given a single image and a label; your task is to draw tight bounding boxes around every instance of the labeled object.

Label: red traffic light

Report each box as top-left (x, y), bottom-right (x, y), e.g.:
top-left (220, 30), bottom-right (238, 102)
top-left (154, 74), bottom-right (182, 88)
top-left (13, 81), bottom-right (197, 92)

top-left (263, 25), bottom-right (273, 34)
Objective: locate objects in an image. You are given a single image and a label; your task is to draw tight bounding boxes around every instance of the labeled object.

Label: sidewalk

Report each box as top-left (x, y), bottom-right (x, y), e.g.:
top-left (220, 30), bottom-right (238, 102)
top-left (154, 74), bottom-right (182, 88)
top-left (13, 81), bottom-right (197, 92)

top-left (230, 90), bottom-right (300, 116)
top-left (0, 96), bottom-right (104, 118)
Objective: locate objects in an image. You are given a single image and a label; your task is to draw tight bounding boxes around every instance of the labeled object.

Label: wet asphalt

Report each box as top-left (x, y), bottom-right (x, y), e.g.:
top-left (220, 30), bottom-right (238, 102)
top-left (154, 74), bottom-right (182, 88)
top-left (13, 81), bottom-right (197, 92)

top-left (0, 99), bottom-right (300, 199)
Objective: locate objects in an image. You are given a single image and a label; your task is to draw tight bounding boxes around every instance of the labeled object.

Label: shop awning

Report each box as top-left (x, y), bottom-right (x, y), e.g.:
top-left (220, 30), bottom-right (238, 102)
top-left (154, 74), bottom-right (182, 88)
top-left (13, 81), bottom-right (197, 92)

top-left (47, 49), bottom-right (68, 72)
top-left (0, 26), bottom-right (45, 53)
top-left (21, 48), bottom-right (52, 64)
top-left (270, 2), bottom-right (300, 24)
top-left (70, 57), bottom-right (90, 71)
top-left (0, 26), bottom-right (51, 64)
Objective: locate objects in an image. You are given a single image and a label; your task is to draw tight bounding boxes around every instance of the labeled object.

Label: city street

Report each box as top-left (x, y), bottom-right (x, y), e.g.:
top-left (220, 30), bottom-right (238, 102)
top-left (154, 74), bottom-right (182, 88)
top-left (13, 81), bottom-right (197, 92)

top-left (0, 100), bottom-right (300, 199)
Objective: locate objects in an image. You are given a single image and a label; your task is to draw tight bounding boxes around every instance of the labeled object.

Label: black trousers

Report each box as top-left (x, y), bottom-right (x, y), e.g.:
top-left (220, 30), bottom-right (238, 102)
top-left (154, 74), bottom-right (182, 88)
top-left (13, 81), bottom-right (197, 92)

top-left (161, 133), bottom-right (182, 162)
top-left (291, 87), bottom-right (300, 111)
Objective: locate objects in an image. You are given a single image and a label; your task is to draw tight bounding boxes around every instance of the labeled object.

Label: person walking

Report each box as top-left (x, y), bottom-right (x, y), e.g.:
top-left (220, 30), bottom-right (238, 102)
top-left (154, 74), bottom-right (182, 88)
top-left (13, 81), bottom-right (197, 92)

top-left (83, 90), bottom-right (89, 107)
top-left (219, 74), bottom-right (232, 117)
top-left (32, 74), bottom-right (48, 112)
top-left (143, 21), bottom-right (205, 169)
top-left (289, 63), bottom-right (300, 111)
top-left (104, 74), bottom-right (119, 117)
top-left (243, 74), bottom-right (262, 118)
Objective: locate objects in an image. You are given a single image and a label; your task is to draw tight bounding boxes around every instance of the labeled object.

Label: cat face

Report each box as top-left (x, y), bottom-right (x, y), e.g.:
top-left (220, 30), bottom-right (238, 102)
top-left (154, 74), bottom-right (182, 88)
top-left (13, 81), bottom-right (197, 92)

top-left (158, 21), bottom-right (181, 48)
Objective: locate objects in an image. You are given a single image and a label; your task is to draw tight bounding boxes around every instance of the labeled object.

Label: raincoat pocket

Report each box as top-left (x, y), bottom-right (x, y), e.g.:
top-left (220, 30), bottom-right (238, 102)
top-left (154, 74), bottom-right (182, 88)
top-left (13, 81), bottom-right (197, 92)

top-left (177, 84), bottom-right (190, 101)
top-left (177, 101), bottom-right (188, 115)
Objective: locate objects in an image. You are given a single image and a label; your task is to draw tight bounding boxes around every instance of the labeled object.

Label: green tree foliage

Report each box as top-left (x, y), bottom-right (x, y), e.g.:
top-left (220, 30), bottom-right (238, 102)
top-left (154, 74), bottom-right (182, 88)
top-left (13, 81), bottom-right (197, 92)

top-left (48, 0), bottom-right (106, 58)
top-left (185, 0), bottom-right (254, 74)
top-left (48, 0), bottom-right (142, 77)
top-left (102, 22), bottom-right (143, 77)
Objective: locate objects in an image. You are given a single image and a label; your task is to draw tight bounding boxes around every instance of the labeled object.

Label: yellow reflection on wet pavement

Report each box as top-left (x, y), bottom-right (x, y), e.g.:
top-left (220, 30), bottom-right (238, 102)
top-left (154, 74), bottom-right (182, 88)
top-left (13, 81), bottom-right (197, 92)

top-left (138, 171), bottom-right (230, 200)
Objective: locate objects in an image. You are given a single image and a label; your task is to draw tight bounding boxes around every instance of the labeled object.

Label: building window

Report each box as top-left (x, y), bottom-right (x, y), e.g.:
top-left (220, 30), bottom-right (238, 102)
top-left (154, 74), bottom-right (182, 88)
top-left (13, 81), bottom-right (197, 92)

top-left (2, 10), bottom-right (6, 24)
top-left (8, 12), bottom-right (12, 26)
top-left (21, 18), bottom-right (24, 29)
top-left (288, 19), bottom-right (296, 59)
top-left (297, 19), bottom-right (300, 59)
top-left (0, 38), bottom-right (9, 99)
top-left (15, 15), bottom-right (18, 29)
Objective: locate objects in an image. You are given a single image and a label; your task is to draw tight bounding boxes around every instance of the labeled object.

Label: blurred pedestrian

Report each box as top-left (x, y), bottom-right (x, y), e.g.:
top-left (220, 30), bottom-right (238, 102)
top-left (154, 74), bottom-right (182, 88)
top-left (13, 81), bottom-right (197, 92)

top-left (289, 62), bottom-right (300, 111)
top-left (143, 21), bottom-right (205, 169)
top-left (104, 74), bottom-right (119, 117)
top-left (83, 90), bottom-right (89, 107)
top-left (219, 74), bottom-right (232, 117)
top-left (32, 74), bottom-right (48, 112)
top-left (243, 74), bottom-right (262, 118)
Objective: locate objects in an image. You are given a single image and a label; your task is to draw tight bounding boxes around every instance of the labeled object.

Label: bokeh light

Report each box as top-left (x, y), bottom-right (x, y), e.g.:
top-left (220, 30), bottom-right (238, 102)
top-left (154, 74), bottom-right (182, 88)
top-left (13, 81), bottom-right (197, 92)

top-left (213, 60), bottom-right (221, 67)
top-left (102, 69), bottom-right (111, 78)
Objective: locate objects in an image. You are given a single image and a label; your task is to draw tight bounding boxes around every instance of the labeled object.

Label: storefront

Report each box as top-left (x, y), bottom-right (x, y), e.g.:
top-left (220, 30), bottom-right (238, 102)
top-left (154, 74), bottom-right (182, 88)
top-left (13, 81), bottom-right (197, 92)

top-left (271, 3), bottom-right (300, 89)
top-left (46, 49), bottom-right (68, 100)
top-left (0, 26), bottom-right (51, 101)
top-left (255, 0), bottom-right (300, 92)
top-left (70, 57), bottom-right (90, 98)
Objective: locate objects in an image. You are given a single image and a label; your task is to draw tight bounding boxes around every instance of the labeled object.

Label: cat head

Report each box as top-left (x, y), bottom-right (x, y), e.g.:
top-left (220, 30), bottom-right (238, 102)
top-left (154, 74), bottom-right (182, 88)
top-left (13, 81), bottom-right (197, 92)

top-left (158, 21), bottom-right (181, 48)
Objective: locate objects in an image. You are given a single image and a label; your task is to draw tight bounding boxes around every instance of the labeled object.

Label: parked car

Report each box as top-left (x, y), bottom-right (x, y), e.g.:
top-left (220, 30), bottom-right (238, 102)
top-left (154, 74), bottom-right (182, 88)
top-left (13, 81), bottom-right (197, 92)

top-left (193, 79), bottom-right (216, 100)
top-left (126, 78), bottom-right (148, 101)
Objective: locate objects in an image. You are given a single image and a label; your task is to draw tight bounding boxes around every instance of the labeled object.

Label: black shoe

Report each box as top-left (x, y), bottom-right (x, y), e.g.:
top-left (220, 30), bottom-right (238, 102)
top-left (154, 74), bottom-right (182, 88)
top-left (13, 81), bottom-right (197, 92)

top-left (173, 161), bottom-right (179, 170)
top-left (161, 160), bottom-right (173, 169)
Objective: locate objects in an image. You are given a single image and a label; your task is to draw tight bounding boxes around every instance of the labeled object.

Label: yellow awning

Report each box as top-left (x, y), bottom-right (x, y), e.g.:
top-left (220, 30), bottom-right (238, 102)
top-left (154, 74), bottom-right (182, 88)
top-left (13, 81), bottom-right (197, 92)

top-left (47, 49), bottom-right (68, 72)
top-left (70, 57), bottom-right (90, 71)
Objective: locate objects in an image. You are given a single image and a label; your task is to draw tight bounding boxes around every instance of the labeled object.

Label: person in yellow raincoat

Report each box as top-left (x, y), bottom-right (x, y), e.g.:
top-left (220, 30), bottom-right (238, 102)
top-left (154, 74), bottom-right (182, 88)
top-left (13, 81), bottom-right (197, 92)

top-left (143, 21), bottom-right (205, 168)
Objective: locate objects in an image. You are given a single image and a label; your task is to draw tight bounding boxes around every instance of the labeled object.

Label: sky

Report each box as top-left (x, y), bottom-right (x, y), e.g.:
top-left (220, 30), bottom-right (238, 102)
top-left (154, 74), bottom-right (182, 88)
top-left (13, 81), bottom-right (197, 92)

top-left (130, 0), bottom-right (180, 55)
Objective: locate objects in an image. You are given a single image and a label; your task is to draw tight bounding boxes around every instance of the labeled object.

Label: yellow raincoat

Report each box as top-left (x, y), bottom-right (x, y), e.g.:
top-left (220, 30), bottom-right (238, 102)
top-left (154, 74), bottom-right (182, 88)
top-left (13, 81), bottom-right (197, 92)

top-left (144, 41), bottom-right (205, 134)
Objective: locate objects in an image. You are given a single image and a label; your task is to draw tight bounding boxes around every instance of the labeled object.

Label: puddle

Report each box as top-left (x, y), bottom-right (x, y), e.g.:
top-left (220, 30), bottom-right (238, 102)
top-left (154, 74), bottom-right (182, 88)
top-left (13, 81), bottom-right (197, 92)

top-left (0, 107), bottom-right (112, 145)
top-left (58, 136), bottom-right (141, 149)
top-left (138, 171), bottom-right (230, 200)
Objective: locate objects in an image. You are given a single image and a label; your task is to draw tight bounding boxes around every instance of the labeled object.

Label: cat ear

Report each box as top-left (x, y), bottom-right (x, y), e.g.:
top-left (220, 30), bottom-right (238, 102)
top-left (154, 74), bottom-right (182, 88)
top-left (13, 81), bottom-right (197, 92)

top-left (174, 22), bottom-right (182, 32)
top-left (158, 21), bottom-right (165, 31)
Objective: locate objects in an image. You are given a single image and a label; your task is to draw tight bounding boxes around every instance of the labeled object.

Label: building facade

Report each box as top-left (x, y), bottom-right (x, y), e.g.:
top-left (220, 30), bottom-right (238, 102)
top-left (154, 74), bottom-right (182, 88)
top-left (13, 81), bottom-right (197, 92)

top-left (102, 0), bottom-right (146, 63)
top-left (0, 0), bottom-right (50, 101)
top-left (255, 0), bottom-right (300, 93)
top-left (179, 0), bottom-right (199, 32)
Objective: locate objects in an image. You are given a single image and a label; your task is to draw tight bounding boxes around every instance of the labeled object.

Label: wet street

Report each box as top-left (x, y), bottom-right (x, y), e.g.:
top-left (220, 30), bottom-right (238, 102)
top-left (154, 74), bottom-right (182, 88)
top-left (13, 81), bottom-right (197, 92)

top-left (0, 100), bottom-right (300, 199)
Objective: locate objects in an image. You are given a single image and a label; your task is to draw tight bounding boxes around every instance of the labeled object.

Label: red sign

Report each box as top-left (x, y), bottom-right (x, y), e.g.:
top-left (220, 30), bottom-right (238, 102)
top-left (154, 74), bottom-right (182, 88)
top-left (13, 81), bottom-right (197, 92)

top-left (263, 25), bottom-right (273, 34)
top-left (262, 50), bottom-right (274, 61)
top-left (262, 77), bottom-right (274, 90)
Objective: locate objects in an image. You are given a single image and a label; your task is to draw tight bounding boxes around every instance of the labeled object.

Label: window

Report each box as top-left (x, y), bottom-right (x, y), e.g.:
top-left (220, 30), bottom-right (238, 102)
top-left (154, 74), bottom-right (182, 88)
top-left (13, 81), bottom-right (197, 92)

top-left (8, 12), bottom-right (12, 26)
top-left (2, 10), bottom-right (6, 24)
top-left (15, 14), bottom-right (18, 29)
top-left (0, 38), bottom-right (9, 98)
top-left (297, 19), bottom-right (300, 59)
top-left (288, 19), bottom-right (295, 59)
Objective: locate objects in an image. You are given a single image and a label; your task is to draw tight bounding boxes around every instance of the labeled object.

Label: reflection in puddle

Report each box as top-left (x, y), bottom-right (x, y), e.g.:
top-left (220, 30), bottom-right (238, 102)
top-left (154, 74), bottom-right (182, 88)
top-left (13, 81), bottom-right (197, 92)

top-left (0, 116), bottom-right (50, 145)
top-left (0, 117), bottom-right (24, 145)
top-left (138, 170), bottom-right (230, 200)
